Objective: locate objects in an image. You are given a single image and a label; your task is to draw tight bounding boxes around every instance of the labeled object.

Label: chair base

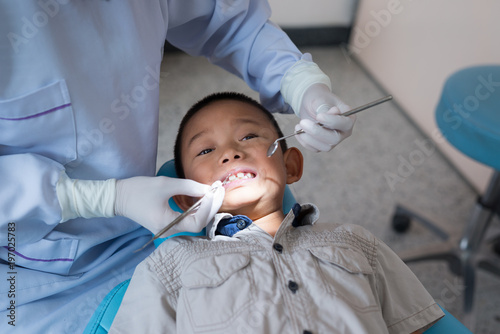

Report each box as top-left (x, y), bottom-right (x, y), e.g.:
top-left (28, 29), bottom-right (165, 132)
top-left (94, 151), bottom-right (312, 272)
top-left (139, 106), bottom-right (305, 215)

top-left (392, 172), bottom-right (500, 331)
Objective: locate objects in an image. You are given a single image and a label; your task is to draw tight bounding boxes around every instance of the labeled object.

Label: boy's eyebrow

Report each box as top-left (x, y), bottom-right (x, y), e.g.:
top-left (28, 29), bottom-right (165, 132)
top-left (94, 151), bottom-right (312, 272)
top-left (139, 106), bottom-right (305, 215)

top-left (187, 117), bottom-right (263, 147)
top-left (187, 130), bottom-right (207, 147)
top-left (235, 118), bottom-right (262, 127)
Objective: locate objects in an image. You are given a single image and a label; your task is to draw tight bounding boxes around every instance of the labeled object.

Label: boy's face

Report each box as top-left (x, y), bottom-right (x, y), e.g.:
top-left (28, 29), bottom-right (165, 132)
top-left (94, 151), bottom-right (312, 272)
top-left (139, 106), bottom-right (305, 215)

top-left (178, 100), bottom-right (302, 220)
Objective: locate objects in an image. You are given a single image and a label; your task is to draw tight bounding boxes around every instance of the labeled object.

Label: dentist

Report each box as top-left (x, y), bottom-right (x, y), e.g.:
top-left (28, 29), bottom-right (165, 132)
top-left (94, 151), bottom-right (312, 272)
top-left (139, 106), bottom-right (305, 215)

top-left (0, 1), bottom-right (354, 332)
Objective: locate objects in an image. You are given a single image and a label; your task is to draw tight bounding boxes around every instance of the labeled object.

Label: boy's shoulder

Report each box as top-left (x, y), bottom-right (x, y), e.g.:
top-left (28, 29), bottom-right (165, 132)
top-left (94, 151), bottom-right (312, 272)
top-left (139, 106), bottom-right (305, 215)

top-left (321, 222), bottom-right (378, 238)
top-left (289, 203), bottom-right (379, 246)
top-left (296, 220), bottom-right (379, 248)
top-left (290, 222), bottom-right (380, 271)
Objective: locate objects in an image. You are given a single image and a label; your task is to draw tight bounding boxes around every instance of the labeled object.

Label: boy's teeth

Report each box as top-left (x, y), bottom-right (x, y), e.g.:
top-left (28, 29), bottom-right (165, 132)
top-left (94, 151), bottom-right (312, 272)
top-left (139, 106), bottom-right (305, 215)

top-left (223, 172), bottom-right (255, 185)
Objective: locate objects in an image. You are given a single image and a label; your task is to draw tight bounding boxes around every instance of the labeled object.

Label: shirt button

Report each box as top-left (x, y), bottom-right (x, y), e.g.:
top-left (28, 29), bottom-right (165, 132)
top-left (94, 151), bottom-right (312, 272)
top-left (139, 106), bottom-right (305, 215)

top-left (273, 243), bottom-right (283, 253)
top-left (288, 280), bottom-right (299, 293)
top-left (236, 219), bottom-right (247, 230)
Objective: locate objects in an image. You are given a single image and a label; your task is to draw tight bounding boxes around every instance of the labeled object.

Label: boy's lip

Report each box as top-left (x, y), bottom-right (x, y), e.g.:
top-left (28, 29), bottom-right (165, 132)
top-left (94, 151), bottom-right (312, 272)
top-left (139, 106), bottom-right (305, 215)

top-left (219, 167), bottom-right (257, 188)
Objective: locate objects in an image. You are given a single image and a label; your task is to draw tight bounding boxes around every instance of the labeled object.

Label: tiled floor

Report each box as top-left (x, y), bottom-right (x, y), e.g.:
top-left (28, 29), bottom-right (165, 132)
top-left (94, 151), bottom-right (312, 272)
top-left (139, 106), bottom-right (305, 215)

top-left (156, 46), bottom-right (500, 333)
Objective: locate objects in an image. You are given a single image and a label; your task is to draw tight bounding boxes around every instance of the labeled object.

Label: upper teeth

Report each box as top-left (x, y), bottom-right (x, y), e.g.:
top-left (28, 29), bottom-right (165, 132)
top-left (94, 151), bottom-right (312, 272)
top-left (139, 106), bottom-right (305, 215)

top-left (223, 172), bottom-right (255, 185)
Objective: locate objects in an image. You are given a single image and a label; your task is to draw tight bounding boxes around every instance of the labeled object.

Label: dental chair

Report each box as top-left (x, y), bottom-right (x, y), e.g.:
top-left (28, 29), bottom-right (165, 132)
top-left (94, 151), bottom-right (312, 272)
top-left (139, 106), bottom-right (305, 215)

top-left (391, 65), bottom-right (500, 329)
top-left (84, 160), bottom-right (471, 334)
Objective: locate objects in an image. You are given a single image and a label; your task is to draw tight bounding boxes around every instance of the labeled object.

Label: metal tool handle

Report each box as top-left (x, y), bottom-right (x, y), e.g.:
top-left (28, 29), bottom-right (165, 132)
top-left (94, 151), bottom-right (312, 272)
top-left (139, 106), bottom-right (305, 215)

top-left (340, 95), bottom-right (393, 117)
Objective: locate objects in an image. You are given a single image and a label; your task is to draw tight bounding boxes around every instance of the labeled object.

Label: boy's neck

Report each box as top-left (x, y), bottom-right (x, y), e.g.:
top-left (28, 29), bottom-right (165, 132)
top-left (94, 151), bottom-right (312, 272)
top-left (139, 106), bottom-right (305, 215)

top-left (251, 210), bottom-right (285, 237)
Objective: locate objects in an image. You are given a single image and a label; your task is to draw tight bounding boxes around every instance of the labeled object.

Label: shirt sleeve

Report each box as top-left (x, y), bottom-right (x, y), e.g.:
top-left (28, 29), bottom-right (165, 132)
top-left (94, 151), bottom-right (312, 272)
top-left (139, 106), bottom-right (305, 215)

top-left (165, 0), bottom-right (303, 113)
top-left (373, 240), bottom-right (445, 334)
top-left (109, 254), bottom-right (178, 334)
top-left (0, 153), bottom-right (65, 246)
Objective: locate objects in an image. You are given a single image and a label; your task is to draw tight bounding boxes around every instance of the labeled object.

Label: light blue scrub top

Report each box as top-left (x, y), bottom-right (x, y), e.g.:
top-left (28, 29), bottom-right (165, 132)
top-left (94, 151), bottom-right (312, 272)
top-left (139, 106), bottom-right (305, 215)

top-left (0, 1), bottom-right (302, 332)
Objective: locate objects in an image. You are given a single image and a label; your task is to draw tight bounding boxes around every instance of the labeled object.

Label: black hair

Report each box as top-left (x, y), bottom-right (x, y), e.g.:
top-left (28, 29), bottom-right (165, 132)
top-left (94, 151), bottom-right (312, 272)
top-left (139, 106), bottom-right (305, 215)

top-left (174, 92), bottom-right (287, 178)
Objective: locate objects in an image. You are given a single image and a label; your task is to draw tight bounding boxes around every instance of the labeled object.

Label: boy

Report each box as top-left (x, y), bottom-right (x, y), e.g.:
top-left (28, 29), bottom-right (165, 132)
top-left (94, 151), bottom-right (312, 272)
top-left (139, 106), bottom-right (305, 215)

top-left (110, 92), bottom-right (444, 333)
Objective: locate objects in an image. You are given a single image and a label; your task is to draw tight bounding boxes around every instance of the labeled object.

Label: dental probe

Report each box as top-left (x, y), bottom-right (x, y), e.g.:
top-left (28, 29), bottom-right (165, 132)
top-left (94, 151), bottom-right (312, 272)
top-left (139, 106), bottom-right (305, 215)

top-left (266, 95), bottom-right (393, 157)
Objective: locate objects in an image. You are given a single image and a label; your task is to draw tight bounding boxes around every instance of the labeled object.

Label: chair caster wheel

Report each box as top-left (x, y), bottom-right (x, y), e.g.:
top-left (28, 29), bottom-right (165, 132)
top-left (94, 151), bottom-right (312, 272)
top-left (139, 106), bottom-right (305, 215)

top-left (392, 213), bottom-right (411, 233)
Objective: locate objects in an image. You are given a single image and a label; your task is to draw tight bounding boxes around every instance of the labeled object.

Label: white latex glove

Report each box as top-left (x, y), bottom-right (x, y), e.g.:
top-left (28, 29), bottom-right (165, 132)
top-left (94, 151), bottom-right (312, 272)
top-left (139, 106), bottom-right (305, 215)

top-left (115, 178), bottom-right (224, 236)
top-left (56, 172), bottom-right (225, 237)
top-left (280, 58), bottom-right (356, 152)
top-left (295, 83), bottom-right (356, 152)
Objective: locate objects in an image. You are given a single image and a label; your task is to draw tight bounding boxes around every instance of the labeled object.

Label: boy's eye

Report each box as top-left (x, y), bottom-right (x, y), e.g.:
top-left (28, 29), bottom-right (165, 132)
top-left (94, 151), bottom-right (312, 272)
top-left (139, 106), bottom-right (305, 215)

top-left (197, 148), bottom-right (213, 156)
top-left (242, 134), bottom-right (257, 141)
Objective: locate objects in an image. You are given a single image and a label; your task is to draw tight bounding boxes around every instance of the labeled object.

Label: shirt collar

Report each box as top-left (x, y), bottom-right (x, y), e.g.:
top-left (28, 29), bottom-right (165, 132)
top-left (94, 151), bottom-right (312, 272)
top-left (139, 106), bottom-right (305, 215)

top-left (215, 215), bottom-right (253, 237)
top-left (206, 213), bottom-right (234, 239)
top-left (206, 203), bottom-right (319, 239)
top-left (279, 203), bottom-right (319, 230)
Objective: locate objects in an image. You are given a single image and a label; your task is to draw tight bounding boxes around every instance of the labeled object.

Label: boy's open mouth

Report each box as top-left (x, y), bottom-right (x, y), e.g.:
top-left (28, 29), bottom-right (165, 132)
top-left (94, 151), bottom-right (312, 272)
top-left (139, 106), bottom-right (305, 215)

top-left (221, 170), bottom-right (256, 187)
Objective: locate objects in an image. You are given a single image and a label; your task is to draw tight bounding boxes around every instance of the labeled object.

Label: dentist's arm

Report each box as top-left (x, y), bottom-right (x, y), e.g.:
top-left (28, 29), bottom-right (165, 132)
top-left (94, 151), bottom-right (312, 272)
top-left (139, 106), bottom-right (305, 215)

top-left (166, 0), bottom-right (354, 152)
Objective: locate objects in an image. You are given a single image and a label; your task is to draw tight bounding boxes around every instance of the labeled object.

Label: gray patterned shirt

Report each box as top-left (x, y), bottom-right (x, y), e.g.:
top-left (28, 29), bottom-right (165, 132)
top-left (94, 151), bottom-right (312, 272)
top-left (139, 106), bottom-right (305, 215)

top-left (111, 204), bottom-right (443, 334)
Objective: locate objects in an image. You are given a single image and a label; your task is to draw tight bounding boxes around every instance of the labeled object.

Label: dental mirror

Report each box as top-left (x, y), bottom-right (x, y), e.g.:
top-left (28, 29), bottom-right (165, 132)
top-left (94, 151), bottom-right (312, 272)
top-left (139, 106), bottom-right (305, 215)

top-left (266, 95), bottom-right (393, 157)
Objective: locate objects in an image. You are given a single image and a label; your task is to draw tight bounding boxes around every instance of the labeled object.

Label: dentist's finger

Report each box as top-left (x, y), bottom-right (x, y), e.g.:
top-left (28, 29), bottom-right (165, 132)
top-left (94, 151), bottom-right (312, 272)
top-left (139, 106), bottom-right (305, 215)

top-left (316, 112), bottom-right (356, 133)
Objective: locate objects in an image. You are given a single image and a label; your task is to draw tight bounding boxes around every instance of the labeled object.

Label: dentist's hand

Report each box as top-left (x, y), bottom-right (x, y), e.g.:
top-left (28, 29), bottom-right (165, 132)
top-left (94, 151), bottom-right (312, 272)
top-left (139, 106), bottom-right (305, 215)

top-left (57, 172), bottom-right (224, 237)
top-left (280, 58), bottom-right (356, 152)
top-left (295, 83), bottom-right (355, 152)
top-left (115, 177), bottom-right (225, 236)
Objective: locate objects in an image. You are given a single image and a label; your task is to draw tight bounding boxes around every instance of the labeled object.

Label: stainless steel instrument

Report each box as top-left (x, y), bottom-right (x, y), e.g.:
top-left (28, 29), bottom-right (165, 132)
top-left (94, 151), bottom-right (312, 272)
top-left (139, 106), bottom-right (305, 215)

top-left (266, 95), bottom-right (393, 157)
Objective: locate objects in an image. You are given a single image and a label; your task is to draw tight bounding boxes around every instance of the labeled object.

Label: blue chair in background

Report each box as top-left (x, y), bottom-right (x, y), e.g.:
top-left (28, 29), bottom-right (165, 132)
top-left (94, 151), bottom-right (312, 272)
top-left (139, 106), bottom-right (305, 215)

top-left (391, 65), bottom-right (500, 328)
top-left (84, 160), bottom-right (471, 333)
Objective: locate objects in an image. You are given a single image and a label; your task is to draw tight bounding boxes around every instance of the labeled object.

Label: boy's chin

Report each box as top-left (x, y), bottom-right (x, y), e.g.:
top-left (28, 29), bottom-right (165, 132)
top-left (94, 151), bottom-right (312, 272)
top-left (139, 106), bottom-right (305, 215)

top-left (220, 194), bottom-right (281, 218)
top-left (219, 195), bottom-right (260, 214)
top-left (220, 201), bottom-right (255, 214)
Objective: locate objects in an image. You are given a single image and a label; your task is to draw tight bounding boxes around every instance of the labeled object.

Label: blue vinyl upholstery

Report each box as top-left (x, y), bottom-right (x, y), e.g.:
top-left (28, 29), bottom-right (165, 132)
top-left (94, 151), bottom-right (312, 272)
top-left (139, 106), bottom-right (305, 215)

top-left (435, 65), bottom-right (500, 170)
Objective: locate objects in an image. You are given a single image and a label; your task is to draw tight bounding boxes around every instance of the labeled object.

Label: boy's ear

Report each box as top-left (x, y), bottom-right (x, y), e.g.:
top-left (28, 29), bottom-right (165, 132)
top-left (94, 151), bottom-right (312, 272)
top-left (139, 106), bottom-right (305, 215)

top-left (173, 195), bottom-right (195, 212)
top-left (283, 147), bottom-right (303, 184)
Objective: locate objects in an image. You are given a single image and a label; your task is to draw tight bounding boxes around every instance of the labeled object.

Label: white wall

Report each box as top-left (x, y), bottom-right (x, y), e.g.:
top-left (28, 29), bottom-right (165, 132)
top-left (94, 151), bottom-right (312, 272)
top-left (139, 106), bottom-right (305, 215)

top-left (349, 0), bottom-right (500, 193)
top-left (268, 0), bottom-right (356, 27)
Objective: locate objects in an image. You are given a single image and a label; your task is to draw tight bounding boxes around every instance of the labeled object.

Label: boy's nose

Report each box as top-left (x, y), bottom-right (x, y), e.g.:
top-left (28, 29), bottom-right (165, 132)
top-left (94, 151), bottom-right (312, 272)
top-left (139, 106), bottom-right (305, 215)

top-left (220, 146), bottom-right (243, 164)
top-left (222, 154), bottom-right (241, 164)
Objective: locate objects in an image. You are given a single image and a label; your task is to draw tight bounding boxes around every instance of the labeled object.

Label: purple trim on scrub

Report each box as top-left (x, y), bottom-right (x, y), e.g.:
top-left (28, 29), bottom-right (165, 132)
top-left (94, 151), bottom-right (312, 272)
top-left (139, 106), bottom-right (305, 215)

top-left (0, 103), bottom-right (72, 121)
top-left (3, 246), bottom-right (74, 262)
